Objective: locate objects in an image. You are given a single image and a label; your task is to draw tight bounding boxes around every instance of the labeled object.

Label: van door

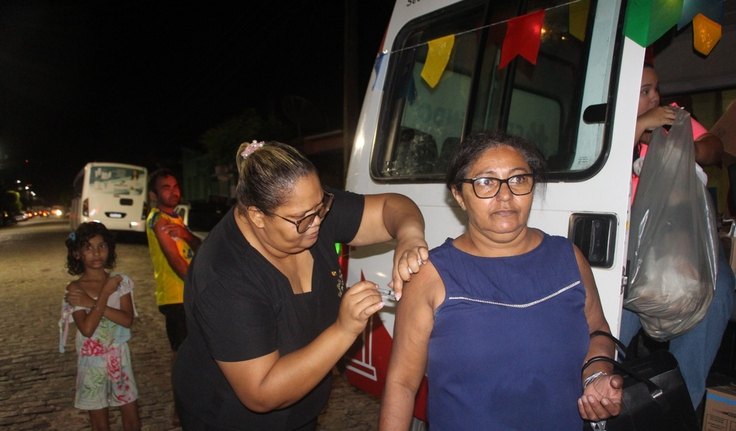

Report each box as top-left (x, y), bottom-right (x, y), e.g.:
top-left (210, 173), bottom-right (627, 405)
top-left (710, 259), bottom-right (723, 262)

top-left (344, 0), bottom-right (642, 403)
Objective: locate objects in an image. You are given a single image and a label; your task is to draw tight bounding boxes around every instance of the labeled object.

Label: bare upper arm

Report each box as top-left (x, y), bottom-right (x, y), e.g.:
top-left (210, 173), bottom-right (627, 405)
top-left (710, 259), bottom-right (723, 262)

top-left (349, 193), bottom-right (424, 247)
top-left (216, 350), bottom-right (280, 411)
top-left (388, 261), bottom-right (443, 386)
top-left (153, 218), bottom-right (177, 253)
top-left (398, 260), bottom-right (444, 323)
top-left (694, 132), bottom-right (724, 166)
top-left (153, 218), bottom-right (188, 275)
top-left (349, 194), bottom-right (393, 246)
top-left (66, 280), bottom-right (79, 293)
top-left (119, 292), bottom-right (135, 317)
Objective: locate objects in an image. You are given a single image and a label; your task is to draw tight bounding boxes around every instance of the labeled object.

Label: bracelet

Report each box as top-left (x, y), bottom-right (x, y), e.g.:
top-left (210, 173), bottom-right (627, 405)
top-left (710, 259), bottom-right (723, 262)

top-left (581, 355), bottom-right (613, 373)
top-left (583, 371), bottom-right (608, 388)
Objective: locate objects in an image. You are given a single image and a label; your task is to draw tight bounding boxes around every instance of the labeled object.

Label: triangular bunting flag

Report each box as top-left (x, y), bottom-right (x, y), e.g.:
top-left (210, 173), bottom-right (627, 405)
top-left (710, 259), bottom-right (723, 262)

top-left (569, 0), bottom-right (590, 42)
top-left (372, 51), bottom-right (385, 91)
top-left (499, 9), bottom-right (545, 69)
top-left (624, 0), bottom-right (683, 47)
top-left (420, 35), bottom-right (455, 89)
top-left (693, 12), bottom-right (721, 56)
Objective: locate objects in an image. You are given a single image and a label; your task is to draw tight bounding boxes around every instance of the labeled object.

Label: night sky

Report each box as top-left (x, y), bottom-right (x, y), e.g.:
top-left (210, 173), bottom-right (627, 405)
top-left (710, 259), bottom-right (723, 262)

top-left (0, 1), bottom-right (393, 204)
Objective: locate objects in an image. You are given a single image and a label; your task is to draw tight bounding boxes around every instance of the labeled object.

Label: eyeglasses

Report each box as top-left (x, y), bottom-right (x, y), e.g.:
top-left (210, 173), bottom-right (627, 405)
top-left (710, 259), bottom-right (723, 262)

top-left (460, 174), bottom-right (535, 199)
top-left (271, 191), bottom-right (334, 234)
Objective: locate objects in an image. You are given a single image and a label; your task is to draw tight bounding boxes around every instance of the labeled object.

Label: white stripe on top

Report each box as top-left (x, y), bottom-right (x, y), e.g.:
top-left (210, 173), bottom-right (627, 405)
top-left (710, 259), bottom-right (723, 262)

top-left (447, 280), bottom-right (581, 309)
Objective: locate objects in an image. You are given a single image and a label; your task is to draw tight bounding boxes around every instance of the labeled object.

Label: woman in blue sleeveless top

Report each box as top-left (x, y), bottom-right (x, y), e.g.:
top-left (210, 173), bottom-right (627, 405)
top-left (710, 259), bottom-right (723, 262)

top-left (379, 132), bottom-right (623, 430)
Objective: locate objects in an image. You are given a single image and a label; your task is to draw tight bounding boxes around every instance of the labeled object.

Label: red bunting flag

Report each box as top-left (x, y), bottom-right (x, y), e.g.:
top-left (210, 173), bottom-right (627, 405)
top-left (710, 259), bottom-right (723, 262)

top-left (499, 9), bottom-right (545, 69)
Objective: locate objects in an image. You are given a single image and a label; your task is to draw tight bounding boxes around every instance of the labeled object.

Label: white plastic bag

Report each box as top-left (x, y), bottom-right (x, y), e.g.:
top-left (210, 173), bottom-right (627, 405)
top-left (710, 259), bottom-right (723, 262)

top-left (625, 108), bottom-right (718, 341)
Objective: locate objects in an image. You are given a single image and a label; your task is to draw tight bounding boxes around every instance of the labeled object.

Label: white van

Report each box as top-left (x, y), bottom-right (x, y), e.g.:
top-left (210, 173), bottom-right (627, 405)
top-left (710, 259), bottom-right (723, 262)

top-left (342, 0), bottom-right (736, 421)
top-left (70, 162), bottom-right (149, 233)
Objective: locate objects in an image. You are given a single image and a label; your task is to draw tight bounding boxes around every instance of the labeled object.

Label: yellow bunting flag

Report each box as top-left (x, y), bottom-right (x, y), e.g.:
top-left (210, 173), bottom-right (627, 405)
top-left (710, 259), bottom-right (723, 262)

top-left (420, 35), bottom-right (455, 89)
top-left (693, 12), bottom-right (721, 56)
top-left (569, 0), bottom-right (590, 42)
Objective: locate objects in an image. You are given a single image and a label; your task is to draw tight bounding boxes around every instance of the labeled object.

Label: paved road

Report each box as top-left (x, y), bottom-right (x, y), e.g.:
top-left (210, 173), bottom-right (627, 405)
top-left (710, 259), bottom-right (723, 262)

top-left (0, 218), bottom-right (379, 430)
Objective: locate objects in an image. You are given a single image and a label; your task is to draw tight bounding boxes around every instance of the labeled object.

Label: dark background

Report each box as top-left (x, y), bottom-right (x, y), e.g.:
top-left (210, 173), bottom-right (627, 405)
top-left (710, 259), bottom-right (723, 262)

top-left (0, 1), bottom-right (394, 205)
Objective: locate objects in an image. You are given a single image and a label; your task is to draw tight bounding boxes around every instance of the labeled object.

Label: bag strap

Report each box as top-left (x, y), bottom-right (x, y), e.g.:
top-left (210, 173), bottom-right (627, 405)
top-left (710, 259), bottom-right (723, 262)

top-left (589, 330), bottom-right (628, 358)
top-left (585, 330), bottom-right (670, 409)
top-left (583, 355), bottom-right (664, 399)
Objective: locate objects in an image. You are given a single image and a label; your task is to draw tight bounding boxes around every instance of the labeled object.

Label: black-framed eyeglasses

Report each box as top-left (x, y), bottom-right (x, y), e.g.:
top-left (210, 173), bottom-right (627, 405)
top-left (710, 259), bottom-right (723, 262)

top-left (460, 174), bottom-right (535, 199)
top-left (271, 191), bottom-right (334, 234)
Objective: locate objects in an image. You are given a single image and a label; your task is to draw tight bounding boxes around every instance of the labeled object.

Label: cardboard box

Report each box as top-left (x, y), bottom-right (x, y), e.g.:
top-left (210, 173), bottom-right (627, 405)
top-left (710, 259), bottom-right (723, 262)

top-left (703, 385), bottom-right (736, 431)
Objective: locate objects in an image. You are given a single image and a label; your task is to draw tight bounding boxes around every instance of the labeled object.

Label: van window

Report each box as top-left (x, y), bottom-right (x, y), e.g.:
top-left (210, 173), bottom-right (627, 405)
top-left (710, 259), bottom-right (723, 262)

top-left (372, 0), bottom-right (596, 181)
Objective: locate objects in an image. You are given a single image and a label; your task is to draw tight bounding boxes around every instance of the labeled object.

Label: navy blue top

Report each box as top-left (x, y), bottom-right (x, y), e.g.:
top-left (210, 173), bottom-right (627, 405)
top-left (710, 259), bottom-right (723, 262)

top-left (427, 234), bottom-right (589, 430)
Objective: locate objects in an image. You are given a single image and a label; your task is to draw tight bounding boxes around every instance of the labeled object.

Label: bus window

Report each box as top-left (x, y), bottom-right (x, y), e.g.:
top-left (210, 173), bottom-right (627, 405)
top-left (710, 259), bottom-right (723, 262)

top-left (372, 0), bottom-right (597, 181)
top-left (89, 165), bottom-right (146, 196)
top-left (70, 162), bottom-right (148, 233)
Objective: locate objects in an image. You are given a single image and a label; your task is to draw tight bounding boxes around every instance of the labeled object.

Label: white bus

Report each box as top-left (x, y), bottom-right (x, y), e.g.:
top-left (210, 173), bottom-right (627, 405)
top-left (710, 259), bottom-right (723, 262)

top-left (343, 0), bottom-right (736, 423)
top-left (70, 162), bottom-right (149, 233)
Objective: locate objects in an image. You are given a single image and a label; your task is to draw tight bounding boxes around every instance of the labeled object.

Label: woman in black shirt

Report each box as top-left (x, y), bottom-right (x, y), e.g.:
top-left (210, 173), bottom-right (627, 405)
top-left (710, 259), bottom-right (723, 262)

top-left (174, 140), bottom-right (428, 430)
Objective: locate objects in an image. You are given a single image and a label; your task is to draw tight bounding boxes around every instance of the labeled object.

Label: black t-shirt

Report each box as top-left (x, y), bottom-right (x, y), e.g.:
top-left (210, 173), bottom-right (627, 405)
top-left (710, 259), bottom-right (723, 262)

top-left (174, 189), bottom-right (364, 430)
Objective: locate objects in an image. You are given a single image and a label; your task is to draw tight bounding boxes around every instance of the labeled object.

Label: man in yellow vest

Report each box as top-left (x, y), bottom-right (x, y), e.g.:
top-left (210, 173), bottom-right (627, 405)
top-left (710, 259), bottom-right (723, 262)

top-left (146, 168), bottom-right (201, 425)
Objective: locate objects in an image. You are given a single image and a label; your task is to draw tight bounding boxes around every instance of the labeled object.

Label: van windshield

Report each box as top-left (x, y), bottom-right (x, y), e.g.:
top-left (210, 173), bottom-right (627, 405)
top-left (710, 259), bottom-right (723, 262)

top-left (372, 0), bottom-right (596, 181)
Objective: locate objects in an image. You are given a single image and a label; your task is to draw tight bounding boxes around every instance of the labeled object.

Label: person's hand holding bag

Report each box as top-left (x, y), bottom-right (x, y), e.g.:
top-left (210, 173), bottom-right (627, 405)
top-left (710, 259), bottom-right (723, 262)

top-left (578, 373), bottom-right (624, 422)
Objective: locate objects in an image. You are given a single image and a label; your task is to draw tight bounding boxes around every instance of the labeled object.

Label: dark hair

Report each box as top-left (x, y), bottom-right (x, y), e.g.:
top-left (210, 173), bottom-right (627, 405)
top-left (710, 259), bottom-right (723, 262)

top-left (148, 168), bottom-right (177, 197)
top-left (65, 222), bottom-right (117, 275)
top-left (446, 131), bottom-right (546, 193)
top-left (234, 140), bottom-right (317, 213)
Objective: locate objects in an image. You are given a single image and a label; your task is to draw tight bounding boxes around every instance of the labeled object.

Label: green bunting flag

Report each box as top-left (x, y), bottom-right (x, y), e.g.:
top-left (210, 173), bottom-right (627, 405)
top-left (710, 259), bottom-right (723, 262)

top-left (624, 0), bottom-right (683, 47)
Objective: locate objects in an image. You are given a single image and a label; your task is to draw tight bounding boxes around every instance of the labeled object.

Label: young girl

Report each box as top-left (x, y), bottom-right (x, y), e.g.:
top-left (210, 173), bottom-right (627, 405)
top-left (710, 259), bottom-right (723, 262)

top-left (59, 222), bottom-right (140, 431)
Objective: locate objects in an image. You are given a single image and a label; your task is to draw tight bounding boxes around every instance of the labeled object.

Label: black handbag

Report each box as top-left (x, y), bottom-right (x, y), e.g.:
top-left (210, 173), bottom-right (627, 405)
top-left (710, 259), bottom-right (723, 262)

top-left (582, 331), bottom-right (699, 431)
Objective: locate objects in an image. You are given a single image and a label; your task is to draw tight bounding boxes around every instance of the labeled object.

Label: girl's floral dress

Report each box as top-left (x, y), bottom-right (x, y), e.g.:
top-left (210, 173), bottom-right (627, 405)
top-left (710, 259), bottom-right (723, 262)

top-left (59, 274), bottom-right (139, 410)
